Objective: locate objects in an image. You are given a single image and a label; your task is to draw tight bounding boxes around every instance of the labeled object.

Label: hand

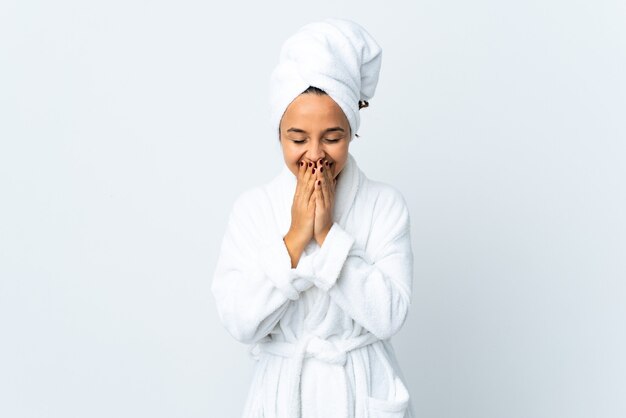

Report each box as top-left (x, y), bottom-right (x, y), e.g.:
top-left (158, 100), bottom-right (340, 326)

top-left (284, 160), bottom-right (317, 266)
top-left (313, 158), bottom-right (337, 246)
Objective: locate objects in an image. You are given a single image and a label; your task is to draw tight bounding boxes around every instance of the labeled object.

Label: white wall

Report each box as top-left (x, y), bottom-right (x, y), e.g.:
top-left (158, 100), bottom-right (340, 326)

top-left (1, 1), bottom-right (624, 417)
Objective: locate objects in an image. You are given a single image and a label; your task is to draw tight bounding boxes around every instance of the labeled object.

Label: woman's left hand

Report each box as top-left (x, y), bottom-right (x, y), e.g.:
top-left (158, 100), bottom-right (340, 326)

top-left (313, 158), bottom-right (337, 246)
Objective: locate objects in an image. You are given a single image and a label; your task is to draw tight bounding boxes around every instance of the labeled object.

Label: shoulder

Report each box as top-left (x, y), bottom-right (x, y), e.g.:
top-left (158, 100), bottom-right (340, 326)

top-left (229, 185), bottom-right (272, 222)
top-left (231, 168), bottom-right (285, 213)
top-left (359, 177), bottom-right (411, 243)
top-left (232, 185), bottom-right (267, 210)
top-left (228, 174), bottom-right (285, 231)
top-left (363, 178), bottom-right (410, 217)
top-left (223, 185), bottom-right (276, 246)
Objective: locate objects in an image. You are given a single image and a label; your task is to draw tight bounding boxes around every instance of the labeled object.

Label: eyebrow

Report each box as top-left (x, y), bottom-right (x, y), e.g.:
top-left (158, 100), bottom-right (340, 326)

top-left (286, 126), bottom-right (345, 134)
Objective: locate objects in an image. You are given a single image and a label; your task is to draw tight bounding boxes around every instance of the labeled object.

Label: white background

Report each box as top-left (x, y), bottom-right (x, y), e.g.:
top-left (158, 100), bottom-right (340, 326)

top-left (1, 1), bottom-right (625, 417)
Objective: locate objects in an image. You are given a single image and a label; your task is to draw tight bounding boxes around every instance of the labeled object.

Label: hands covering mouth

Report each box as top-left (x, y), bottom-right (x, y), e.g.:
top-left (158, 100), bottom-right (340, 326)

top-left (284, 158), bottom-right (337, 260)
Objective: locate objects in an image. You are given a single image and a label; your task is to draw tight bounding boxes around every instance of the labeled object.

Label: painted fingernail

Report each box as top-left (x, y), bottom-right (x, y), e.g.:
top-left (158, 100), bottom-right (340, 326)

top-left (308, 162), bottom-right (313, 167)
top-left (312, 168), bottom-right (316, 174)
top-left (320, 167), bottom-right (323, 173)
top-left (317, 180), bottom-right (321, 185)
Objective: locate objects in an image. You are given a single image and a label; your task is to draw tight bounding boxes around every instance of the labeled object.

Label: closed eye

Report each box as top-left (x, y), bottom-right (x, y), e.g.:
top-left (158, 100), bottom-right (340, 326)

top-left (290, 138), bottom-right (342, 144)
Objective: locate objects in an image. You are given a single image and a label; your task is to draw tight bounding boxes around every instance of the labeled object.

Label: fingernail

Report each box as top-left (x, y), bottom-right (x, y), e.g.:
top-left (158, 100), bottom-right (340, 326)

top-left (308, 162), bottom-right (313, 167)
top-left (317, 180), bottom-right (321, 185)
top-left (320, 167), bottom-right (324, 173)
top-left (312, 168), bottom-right (316, 174)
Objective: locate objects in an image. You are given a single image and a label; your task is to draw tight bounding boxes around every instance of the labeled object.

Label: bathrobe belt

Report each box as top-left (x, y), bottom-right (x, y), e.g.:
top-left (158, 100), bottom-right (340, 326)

top-left (250, 332), bottom-right (380, 417)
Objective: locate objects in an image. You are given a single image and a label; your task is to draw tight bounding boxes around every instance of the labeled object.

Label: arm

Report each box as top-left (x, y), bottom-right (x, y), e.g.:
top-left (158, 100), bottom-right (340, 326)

top-left (306, 189), bottom-right (413, 340)
top-left (211, 192), bottom-right (313, 344)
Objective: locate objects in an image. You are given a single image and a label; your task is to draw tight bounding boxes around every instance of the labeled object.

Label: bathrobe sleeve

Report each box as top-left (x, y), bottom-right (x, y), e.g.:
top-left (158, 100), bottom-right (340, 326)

top-left (308, 187), bottom-right (413, 340)
top-left (211, 190), bottom-right (313, 344)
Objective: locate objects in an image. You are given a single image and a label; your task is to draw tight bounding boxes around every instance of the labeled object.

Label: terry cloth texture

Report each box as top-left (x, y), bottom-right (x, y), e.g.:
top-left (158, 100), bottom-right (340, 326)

top-left (268, 18), bottom-right (383, 140)
top-left (212, 153), bottom-right (415, 418)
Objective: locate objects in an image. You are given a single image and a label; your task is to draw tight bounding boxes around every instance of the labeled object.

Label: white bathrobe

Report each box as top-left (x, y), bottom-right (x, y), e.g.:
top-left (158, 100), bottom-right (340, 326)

top-left (211, 152), bottom-right (415, 418)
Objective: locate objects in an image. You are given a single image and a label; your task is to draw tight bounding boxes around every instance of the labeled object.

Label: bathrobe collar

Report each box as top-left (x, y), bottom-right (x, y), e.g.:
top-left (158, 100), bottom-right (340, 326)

top-left (276, 152), bottom-right (362, 232)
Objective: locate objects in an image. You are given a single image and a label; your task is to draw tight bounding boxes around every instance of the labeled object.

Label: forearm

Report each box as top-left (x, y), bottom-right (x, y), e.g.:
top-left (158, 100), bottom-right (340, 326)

top-left (283, 229), bottom-right (307, 268)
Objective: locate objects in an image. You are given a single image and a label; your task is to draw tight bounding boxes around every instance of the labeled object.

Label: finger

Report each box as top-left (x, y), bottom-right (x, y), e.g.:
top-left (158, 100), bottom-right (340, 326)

top-left (304, 161), bottom-right (315, 184)
top-left (301, 160), bottom-right (312, 181)
top-left (317, 158), bottom-right (327, 179)
top-left (314, 164), bottom-right (326, 208)
top-left (308, 181), bottom-right (317, 211)
top-left (321, 158), bottom-right (332, 179)
top-left (321, 163), bottom-right (332, 208)
top-left (329, 162), bottom-right (337, 192)
top-left (319, 158), bottom-right (329, 181)
top-left (309, 163), bottom-right (320, 199)
top-left (320, 159), bottom-right (330, 182)
top-left (295, 160), bottom-right (305, 195)
top-left (303, 163), bottom-right (316, 198)
top-left (316, 158), bottom-right (327, 180)
top-left (315, 179), bottom-right (323, 208)
top-left (298, 160), bottom-right (306, 177)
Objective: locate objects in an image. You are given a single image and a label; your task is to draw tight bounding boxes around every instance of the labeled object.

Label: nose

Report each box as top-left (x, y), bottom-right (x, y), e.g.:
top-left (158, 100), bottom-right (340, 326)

top-left (306, 142), bottom-right (325, 163)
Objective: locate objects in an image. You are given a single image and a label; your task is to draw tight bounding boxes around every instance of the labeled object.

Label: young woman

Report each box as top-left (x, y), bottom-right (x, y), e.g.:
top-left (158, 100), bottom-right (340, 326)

top-left (212, 18), bottom-right (415, 418)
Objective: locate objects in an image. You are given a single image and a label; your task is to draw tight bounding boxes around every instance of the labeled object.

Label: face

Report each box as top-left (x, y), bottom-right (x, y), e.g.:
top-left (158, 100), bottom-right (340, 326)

top-left (279, 93), bottom-right (351, 178)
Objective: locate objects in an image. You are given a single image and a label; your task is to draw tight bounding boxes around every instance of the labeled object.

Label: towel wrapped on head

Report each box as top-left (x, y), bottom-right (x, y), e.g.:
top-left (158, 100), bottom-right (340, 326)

top-left (268, 18), bottom-right (383, 141)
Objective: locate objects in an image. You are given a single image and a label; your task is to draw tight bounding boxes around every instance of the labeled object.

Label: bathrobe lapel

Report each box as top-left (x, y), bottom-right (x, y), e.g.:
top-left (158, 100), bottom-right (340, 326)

top-left (213, 150), bottom-right (415, 418)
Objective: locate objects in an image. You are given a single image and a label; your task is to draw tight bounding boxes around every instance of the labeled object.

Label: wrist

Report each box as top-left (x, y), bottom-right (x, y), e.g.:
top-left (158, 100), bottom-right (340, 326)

top-left (284, 229), bottom-right (308, 268)
top-left (315, 224), bottom-right (332, 246)
top-left (285, 228), bottom-right (307, 250)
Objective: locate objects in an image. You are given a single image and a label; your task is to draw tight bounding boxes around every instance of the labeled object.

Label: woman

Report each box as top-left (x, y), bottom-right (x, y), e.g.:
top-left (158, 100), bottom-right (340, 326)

top-left (212, 18), bottom-right (415, 418)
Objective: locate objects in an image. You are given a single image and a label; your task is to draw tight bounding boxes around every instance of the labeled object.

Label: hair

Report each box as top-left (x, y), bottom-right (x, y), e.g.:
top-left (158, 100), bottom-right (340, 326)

top-left (302, 85), bottom-right (370, 110)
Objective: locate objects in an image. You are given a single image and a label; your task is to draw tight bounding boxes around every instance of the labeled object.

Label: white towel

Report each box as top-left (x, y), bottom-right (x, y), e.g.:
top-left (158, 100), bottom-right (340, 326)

top-left (268, 18), bottom-right (383, 141)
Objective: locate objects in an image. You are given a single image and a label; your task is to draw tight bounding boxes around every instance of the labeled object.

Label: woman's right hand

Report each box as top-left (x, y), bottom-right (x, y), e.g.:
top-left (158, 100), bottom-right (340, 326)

top-left (284, 160), bottom-right (317, 267)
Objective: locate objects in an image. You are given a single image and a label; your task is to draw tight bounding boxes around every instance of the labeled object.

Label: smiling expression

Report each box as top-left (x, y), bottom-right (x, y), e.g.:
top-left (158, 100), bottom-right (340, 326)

top-left (279, 93), bottom-right (352, 178)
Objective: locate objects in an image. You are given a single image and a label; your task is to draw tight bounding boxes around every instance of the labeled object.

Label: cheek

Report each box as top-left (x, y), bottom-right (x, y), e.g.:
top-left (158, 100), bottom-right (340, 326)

top-left (289, 152), bottom-right (302, 164)
top-left (281, 144), bottom-right (298, 162)
top-left (328, 147), bottom-right (346, 161)
top-left (283, 149), bottom-right (302, 170)
top-left (334, 156), bottom-right (349, 175)
top-left (332, 162), bottom-right (343, 177)
top-left (331, 150), bottom-right (347, 164)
